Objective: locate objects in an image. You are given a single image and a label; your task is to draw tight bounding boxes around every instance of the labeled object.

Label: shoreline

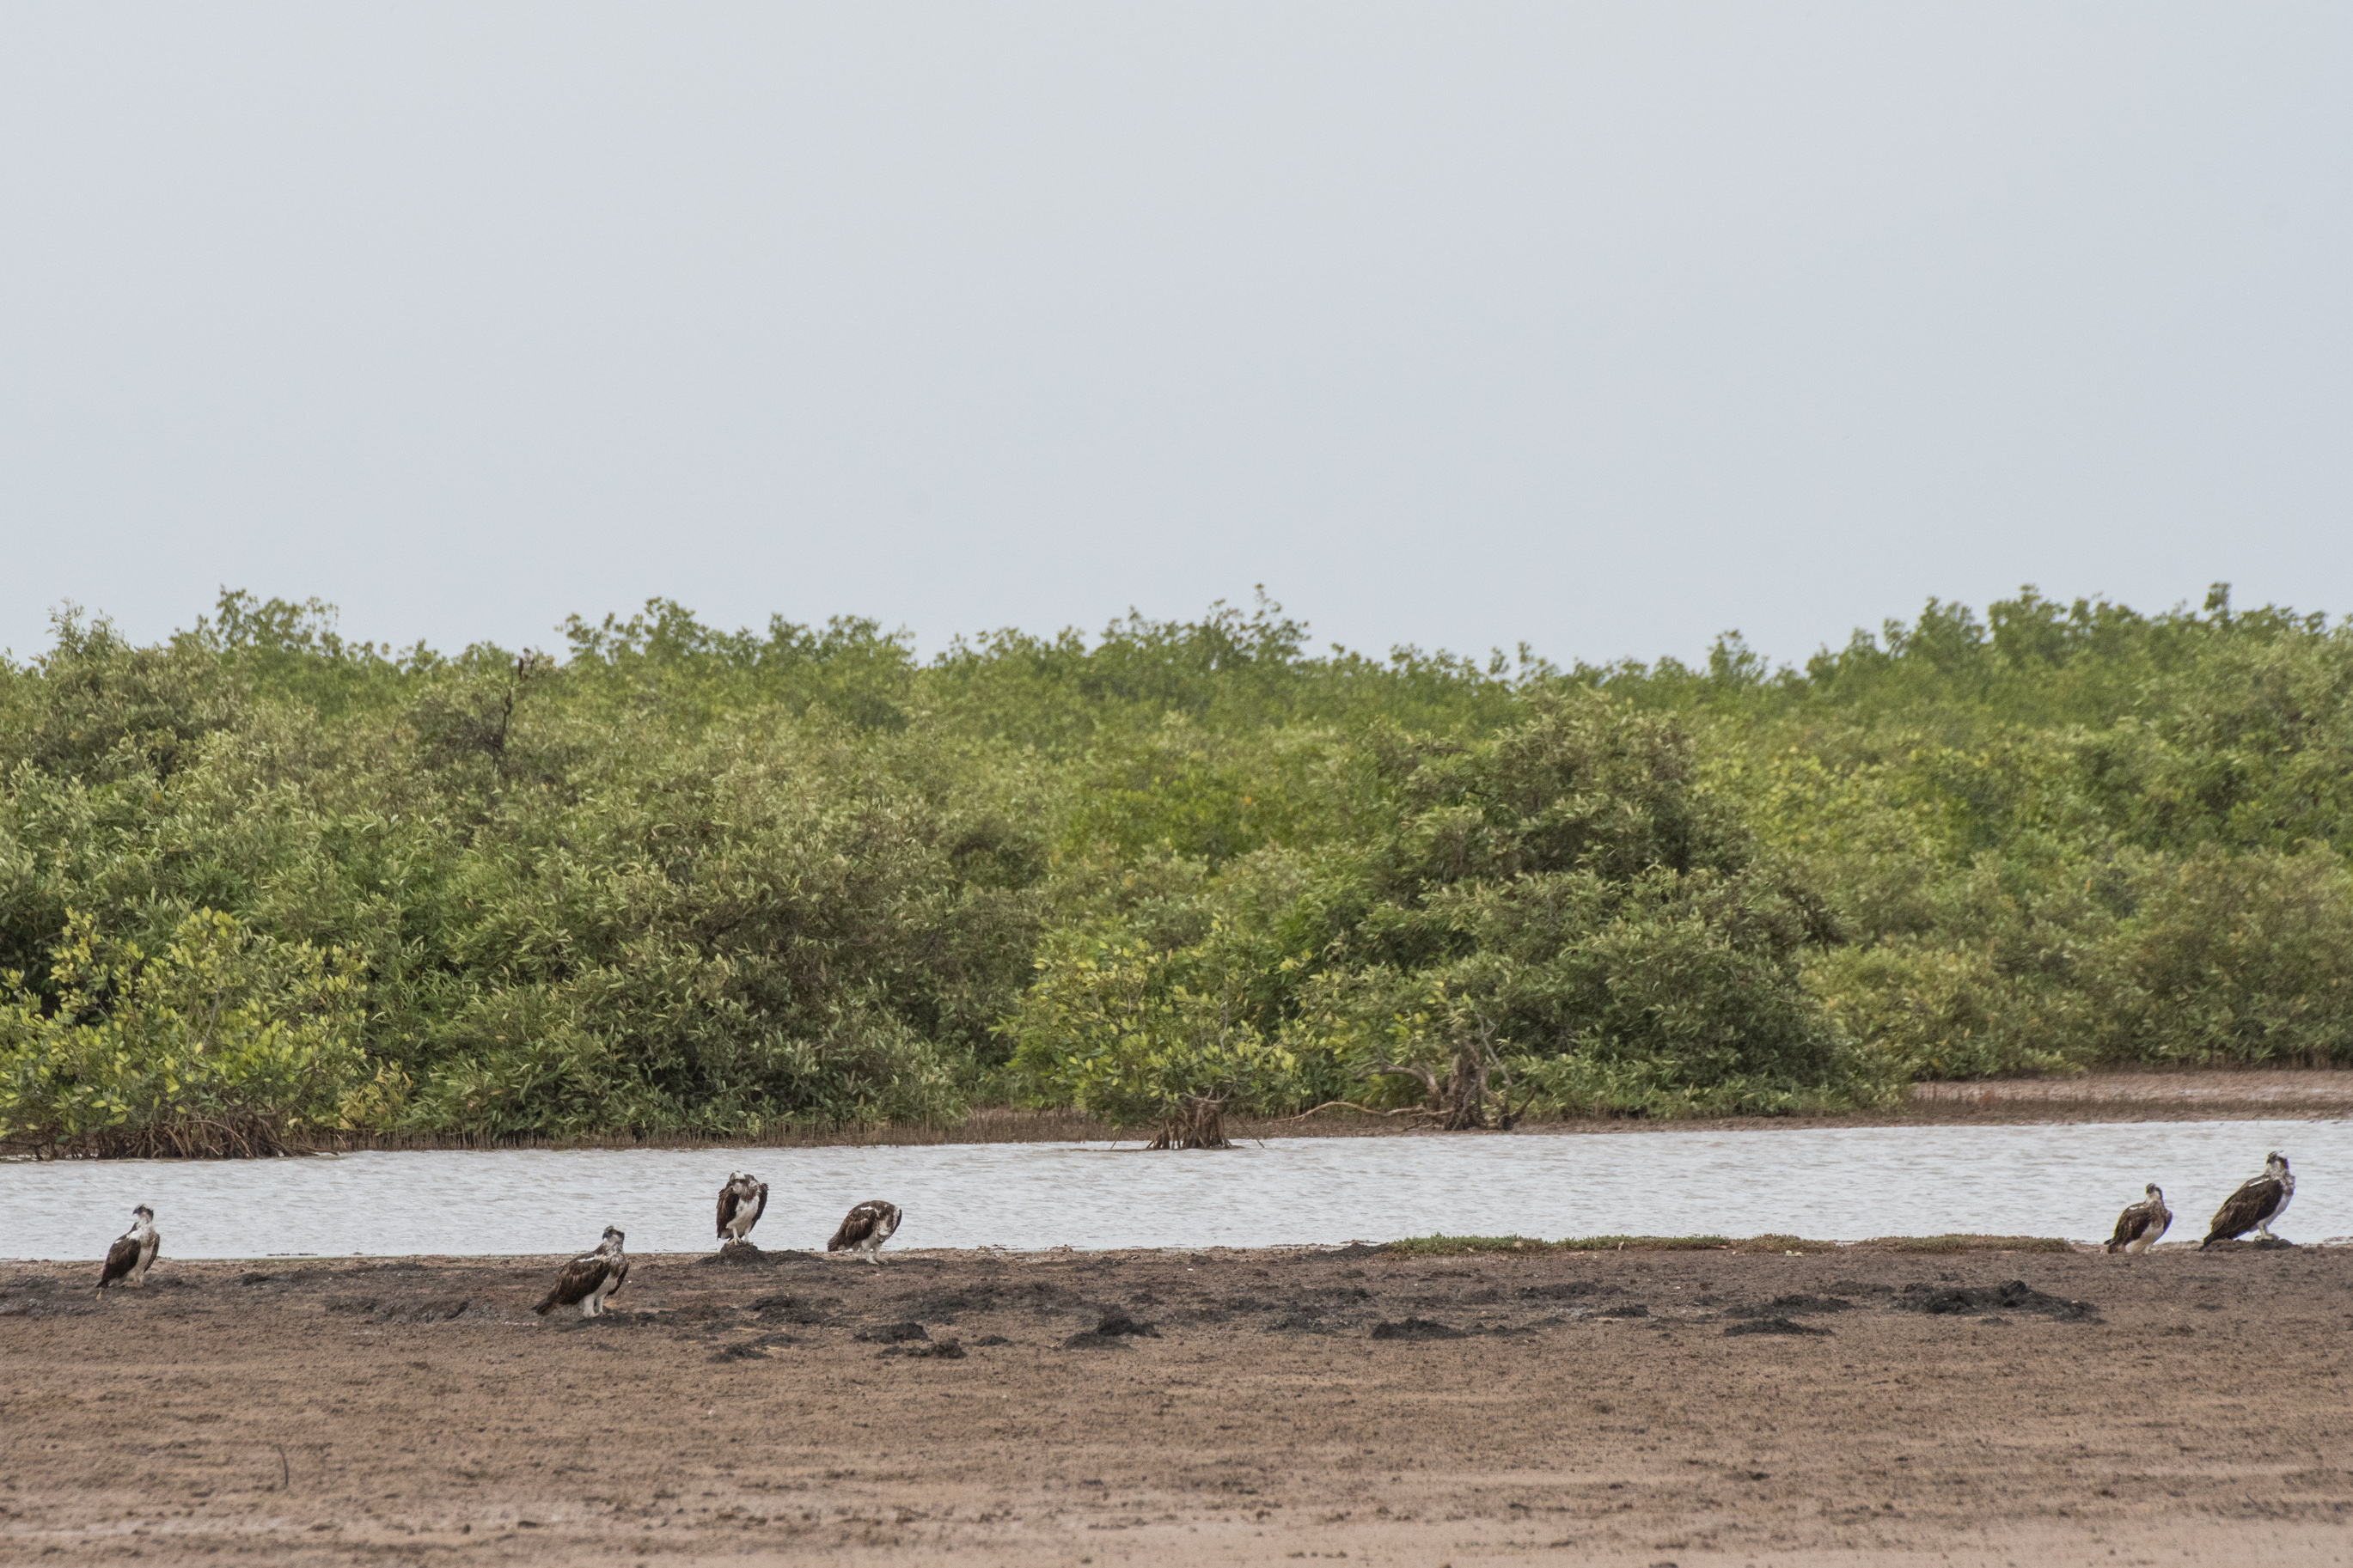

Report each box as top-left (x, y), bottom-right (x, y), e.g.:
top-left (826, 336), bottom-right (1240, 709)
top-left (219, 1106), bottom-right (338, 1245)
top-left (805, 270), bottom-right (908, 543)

top-left (5, 1242), bottom-right (2346, 1565)
top-left (14, 1067), bottom-right (2345, 1162)
top-left (9, 1234), bottom-right (2335, 1271)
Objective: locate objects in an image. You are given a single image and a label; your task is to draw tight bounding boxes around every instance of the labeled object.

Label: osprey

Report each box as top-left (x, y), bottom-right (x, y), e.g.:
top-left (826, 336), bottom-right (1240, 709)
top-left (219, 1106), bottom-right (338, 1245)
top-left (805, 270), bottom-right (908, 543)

top-left (535, 1226), bottom-right (629, 1317)
top-left (2104, 1184), bottom-right (2171, 1254)
top-left (2203, 1151), bottom-right (2295, 1248)
top-left (826, 1199), bottom-right (901, 1264)
top-left (95, 1205), bottom-right (161, 1295)
top-left (716, 1171), bottom-right (768, 1248)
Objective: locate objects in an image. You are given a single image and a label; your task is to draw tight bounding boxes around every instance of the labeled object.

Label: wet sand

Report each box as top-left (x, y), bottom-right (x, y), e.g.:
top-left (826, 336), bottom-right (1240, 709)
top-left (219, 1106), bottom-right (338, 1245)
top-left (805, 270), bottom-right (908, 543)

top-left (3, 1240), bottom-right (2349, 1565)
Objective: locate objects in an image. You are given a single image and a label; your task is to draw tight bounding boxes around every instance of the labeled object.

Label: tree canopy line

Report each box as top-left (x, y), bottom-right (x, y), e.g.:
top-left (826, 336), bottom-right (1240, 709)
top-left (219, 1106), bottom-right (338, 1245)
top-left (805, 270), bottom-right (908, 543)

top-left (3, 584), bottom-right (2350, 1157)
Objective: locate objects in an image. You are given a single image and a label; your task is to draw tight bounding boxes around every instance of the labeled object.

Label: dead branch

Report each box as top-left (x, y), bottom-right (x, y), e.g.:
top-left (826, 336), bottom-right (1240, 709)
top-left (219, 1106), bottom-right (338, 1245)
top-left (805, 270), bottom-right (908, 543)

top-left (1273, 1100), bottom-right (1439, 1123)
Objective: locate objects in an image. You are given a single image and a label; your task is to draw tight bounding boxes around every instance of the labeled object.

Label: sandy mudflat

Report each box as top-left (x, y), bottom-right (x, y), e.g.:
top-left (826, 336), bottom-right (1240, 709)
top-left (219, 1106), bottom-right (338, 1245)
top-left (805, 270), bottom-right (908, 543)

top-left (3, 1242), bottom-right (2349, 1567)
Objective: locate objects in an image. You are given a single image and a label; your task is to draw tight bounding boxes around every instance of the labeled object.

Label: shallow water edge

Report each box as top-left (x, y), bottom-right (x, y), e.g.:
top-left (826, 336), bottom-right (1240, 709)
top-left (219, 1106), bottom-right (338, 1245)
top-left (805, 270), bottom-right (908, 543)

top-left (7, 1117), bottom-right (2344, 1260)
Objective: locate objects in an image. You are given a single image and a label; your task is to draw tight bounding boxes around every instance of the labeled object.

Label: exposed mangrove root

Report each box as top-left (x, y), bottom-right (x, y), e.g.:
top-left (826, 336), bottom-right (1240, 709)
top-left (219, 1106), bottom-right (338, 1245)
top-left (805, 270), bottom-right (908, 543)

top-left (1146, 1095), bottom-right (1233, 1150)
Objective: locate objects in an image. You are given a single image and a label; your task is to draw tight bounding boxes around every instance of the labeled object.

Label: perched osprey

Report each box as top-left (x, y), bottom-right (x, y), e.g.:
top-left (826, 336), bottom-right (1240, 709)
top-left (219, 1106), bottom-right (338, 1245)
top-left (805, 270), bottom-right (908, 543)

top-left (716, 1171), bottom-right (768, 1248)
top-left (534, 1226), bottom-right (629, 1317)
top-left (2203, 1151), bottom-right (2295, 1248)
top-left (826, 1199), bottom-right (901, 1264)
top-left (2104, 1184), bottom-right (2171, 1254)
top-left (96, 1205), bottom-right (160, 1295)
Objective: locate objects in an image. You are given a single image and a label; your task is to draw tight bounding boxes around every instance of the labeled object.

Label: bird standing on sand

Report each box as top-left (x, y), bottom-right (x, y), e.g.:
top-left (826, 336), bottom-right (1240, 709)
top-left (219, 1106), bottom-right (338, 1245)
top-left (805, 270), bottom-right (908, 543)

top-left (96, 1205), bottom-right (161, 1295)
top-left (535, 1226), bottom-right (630, 1317)
top-left (716, 1171), bottom-right (768, 1248)
top-left (2104, 1184), bottom-right (2171, 1254)
top-left (826, 1200), bottom-right (901, 1264)
top-left (2203, 1152), bottom-right (2295, 1248)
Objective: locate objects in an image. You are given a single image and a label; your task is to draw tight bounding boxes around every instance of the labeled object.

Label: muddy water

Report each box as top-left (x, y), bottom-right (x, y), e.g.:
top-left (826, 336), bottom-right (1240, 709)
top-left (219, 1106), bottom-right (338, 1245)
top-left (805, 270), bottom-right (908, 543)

top-left (3, 1119), bottom-right (2345, 1260)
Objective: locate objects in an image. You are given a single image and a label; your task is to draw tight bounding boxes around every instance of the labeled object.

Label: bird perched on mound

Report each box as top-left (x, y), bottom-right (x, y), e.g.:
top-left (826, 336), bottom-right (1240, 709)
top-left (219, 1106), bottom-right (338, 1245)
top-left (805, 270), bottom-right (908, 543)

top-left (826, 1200), bottom-right (901, 1264)
top-left (2105, 1184), bottom-right (2171, 1254)
top-left (2203, 1152), bottom-right (2295, 1248)
top-left (535, 1226), bottom-right (629, 1317)
top-left (96, 1205), bottom-right (160, 1295)
top-left (716, 1171), bottom-right (768, 1248)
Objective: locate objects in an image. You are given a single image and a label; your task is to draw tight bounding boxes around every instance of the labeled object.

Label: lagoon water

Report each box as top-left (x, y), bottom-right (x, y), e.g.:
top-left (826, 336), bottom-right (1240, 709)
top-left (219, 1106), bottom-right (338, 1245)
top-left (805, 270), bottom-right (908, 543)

top-left (3, 1120), bottom-right (2346, 1260)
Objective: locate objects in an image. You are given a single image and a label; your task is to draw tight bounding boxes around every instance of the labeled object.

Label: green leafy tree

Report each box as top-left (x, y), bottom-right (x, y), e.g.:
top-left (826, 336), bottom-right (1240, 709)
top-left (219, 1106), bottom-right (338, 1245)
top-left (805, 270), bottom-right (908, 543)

top-left (1006, 927), bottom-right (1297, 1147)
top-left (0, 909), bottom-right (370, 1157)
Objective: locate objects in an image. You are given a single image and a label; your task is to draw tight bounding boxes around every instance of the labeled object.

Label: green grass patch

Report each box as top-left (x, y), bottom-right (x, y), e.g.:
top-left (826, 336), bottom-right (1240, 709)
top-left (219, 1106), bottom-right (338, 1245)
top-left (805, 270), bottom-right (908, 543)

top-left (1385, 1234), bottom-right (1551, 1256)
top-left (1556, 1234), bottom-right (1840, 1253)
top-left (1725, 1234), bottom-right (1841, 1254)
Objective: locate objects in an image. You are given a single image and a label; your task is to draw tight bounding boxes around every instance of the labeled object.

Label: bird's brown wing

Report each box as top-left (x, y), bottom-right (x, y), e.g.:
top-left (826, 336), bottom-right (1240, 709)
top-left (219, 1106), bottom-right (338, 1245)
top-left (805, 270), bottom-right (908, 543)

top-left (716, 1186), bottom-right (740, 1238)
top-left (534, 1254), bottom-right (610, 1315)
top-left (2203, 1177), bottom-right (2281, 1244)
top-left (97, 1235), bottom-right (138, 1289)
top-left (609, 1255), bottom-right (628, 1299)
top-left (2105, 1203), bottom-right (2148, 1250)
top-left (827, 1205), bottom-right (879, 1252)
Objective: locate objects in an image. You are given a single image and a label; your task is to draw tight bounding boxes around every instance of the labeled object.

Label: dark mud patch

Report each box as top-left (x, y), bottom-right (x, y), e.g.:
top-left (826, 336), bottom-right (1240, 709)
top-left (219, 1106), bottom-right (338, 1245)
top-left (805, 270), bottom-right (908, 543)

top-left (0, 1276), bottom-right (87, 1320)
top-left (895, 1280), bottom-right (1077, 1320)
top-left (1892, 1279), bottom-right (2099, 1321)
top-left (1726, 1317), bottom-right (1833, 1338)
top-left (324, 1294), bottom-right (476, 1324)
top-left (878, 1339), bottom-right (966, 1360)
top-left (1265, 1312), bottom-right (1331, 1334)
top-left (1062, 1311), bottom-right (1160, 1350)
top-left (1370, 1317), bottom-right (1466, 1341)
top-left (697, 1243), bottom-right (818, 1269)
top-left (855, 1321), bottom-right (930, 1345)
top-left (745, 1292), bottom-right (839, 1327)
top-left (708, 1334), bottom-right (796, 1363)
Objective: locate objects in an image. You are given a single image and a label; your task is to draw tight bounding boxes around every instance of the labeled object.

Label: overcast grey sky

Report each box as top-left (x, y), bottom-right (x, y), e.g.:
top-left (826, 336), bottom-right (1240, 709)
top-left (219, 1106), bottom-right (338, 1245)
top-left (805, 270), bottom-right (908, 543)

top-left (3, 5), bottom-right (2346, 669)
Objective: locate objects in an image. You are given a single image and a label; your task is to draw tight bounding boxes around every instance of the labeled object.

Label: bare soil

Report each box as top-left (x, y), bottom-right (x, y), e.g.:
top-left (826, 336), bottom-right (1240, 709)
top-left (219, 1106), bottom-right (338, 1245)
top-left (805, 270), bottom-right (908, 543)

top-left (4, 1240), bottom-right (2349, 1566)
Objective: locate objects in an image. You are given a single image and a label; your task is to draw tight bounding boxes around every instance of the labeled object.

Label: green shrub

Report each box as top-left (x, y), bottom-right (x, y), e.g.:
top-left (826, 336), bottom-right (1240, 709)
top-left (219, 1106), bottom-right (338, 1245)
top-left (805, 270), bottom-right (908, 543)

top-left (2089, 845), bottom-right (2353, 1065)
top-left (0, 909), bottom-right (368, 1157)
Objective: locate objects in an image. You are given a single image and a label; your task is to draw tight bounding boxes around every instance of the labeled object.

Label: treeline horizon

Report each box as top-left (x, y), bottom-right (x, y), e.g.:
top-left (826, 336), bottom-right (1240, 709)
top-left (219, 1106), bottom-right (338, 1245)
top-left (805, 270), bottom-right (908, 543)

top-left (4, 583), bottom-right (2350, 1156)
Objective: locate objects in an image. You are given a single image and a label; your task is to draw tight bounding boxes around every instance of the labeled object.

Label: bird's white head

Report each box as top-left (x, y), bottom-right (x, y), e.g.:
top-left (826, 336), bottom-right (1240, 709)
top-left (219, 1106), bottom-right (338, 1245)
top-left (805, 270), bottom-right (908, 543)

top-left (2268, 1151), bottom-right (2291, 1177)
top-left (2145, 1184), bottom-right (2163, 1202)
top-left (132, 1204), bottom-right (155, 1225)
top-left (602, 1225), bottom-right (625, 1247)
